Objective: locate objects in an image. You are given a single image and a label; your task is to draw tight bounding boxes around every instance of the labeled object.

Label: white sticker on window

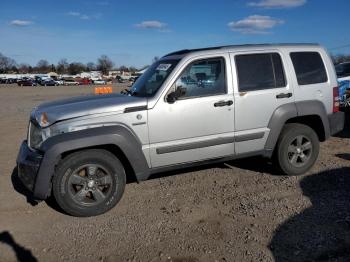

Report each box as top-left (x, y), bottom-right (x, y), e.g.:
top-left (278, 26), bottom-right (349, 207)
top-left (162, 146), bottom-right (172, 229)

top-left (156, 64), bottom-right (172, 71)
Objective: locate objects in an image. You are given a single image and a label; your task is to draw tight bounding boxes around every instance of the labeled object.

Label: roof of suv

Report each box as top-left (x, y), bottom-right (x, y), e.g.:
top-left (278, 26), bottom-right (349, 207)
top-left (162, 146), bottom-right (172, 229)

top-left (163, 43), bottom-right (320, 58)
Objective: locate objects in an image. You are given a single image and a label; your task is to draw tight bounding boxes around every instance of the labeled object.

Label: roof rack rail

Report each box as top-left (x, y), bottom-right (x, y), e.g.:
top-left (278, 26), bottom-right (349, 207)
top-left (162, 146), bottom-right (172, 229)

top-left (163, 43), bottom-right (319, 57)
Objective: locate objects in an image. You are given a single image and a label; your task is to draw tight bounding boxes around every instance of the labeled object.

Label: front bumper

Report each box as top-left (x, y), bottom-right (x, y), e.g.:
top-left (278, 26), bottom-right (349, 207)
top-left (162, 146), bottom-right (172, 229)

top-left (328, 111), bottom-right (345, 136)
top-left (16, 140), bottom-right (43, 192)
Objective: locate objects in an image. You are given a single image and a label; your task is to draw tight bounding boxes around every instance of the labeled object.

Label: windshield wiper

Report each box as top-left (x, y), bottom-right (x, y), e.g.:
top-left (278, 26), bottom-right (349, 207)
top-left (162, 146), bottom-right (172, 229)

top-left (120, 89), bottom-right (140, 97)
top-left (130, 91), bottom-right (139, 97)
top-left (120, 89), bottom-right (132, 95)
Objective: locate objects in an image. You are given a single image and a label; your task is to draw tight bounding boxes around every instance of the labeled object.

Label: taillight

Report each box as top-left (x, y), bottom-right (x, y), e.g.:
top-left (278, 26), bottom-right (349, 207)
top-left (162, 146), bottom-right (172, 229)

top-left (333, 86), bottom-right (340, 113)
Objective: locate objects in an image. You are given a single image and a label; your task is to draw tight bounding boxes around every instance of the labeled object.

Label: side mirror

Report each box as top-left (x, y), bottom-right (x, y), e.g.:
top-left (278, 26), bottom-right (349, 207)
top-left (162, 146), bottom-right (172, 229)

top-left (166, 91), bottom-right (177, 103)
top-left (166, 87), bottom-right (186, 103)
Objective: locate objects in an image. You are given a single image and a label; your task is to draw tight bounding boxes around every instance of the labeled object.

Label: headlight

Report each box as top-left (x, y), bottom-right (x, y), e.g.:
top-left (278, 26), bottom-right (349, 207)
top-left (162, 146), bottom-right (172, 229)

top-left (28, 121), bottom-right (51, 149)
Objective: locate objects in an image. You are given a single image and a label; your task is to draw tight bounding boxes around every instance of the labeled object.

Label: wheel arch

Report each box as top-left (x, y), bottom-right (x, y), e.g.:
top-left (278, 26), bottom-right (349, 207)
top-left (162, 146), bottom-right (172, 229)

top-left (264, 101), bottom-right (330, 158)
top-left (286, 115), bottom-right (326, 142)
top-left (61, 144), bottom-right (138, 184)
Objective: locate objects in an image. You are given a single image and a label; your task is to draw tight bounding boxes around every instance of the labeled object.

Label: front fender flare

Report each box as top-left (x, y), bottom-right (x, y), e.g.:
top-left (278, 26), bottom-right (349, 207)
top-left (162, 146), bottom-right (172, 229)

top-left (33, 125), bottom-right (149, 199)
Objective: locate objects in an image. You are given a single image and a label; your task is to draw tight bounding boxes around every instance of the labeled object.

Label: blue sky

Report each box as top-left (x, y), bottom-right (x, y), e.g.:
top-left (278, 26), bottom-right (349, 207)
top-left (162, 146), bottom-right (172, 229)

top-left (0, 0), bottom-right (349, 68)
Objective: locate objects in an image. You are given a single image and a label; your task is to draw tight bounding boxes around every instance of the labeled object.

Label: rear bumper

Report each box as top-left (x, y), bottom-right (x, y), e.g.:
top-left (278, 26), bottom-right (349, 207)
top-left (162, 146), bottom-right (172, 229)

top-left (16, 141), bottom-right (43, 193)
top-left (328, 112), bottom-right (345, 136)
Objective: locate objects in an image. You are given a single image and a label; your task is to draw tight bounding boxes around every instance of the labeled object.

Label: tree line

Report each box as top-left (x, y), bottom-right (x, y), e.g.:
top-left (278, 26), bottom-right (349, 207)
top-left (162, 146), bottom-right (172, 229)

top-left (4, 52), bottom-right (347, 75)
top-left (0, 53), bottom-right (143, 75)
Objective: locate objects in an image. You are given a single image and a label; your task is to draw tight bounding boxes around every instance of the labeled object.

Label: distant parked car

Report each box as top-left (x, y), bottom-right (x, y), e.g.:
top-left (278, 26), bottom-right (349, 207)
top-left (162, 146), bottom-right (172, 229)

top-left (54, 79), bottom-right (64, 85)
top-left (336, 62), bottom-right (350, 81)
top-left (43, 80), bottom-right (58, 86)
top-left (129, 76), bottom-right (140, 83)
top-left (36, 77), bottom-right (52, 86)
top-left (17, 79), bottom-right (37, 86)
top-left (116, 76), bottom-right (126, 83)
top-left (64, 79), bottom-right (79, 86)
top-left (93, 79), bottom-right (107, 85)
top-left (5, 78), bottom-right (18, 84)
top-left (77, 78), bottom-right (92, 85)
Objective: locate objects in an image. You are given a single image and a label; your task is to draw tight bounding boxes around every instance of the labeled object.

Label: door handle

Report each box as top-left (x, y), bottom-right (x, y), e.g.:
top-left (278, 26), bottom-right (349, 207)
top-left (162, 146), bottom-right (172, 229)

top-left (276, 93), bottom-right (293, 99)
top-left (214, 100), bottom-right (233, 107)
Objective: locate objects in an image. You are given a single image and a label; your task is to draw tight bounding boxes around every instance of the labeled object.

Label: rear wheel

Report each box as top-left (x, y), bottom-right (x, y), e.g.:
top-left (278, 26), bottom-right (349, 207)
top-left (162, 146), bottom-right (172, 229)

top-left (275, 123), bottom-right (319, 176)
top-left (52, 149), bottom-right (126, 217)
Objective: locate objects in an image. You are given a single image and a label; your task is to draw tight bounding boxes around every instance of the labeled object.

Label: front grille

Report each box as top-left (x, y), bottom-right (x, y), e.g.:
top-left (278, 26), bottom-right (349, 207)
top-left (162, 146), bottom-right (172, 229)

top-left (28, 121), bottom-right (42, 149)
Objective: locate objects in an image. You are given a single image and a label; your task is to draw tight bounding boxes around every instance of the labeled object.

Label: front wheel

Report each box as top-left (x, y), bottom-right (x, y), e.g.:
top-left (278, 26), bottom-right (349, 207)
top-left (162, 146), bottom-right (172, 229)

top-left (275, 123), bottom-right (319, 176)
top-left (52, 149), bottom-right (126, 216)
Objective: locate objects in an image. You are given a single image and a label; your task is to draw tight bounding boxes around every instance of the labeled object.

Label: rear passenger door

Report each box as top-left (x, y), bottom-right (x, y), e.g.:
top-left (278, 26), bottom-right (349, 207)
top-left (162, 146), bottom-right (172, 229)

top-left (230, 51), bottom-right (294, 155)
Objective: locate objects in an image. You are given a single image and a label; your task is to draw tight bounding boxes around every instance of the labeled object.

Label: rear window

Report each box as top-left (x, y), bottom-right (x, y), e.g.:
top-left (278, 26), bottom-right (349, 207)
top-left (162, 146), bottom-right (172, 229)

top-left (235, 53), bottom-right (286, 92)
top-left (290, 52), bottom-right (328, 85)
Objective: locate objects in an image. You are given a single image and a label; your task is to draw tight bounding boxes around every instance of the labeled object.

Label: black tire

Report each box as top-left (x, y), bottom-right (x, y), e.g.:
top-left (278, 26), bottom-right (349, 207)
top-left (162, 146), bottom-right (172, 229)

top-left (275, 123), bottom-right (319, 176)
top-left (52, 149), bottom-right (126, 217)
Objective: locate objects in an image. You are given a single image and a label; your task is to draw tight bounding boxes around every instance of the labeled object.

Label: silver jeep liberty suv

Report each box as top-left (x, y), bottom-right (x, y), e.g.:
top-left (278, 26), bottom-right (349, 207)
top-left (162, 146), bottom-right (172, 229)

top-left (17, 44), bottom-right (344, 216)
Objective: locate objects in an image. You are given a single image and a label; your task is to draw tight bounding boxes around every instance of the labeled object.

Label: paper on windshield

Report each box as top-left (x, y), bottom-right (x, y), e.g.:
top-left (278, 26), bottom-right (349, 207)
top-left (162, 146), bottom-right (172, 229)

top-left (156, 64), bottom-right (172, 71)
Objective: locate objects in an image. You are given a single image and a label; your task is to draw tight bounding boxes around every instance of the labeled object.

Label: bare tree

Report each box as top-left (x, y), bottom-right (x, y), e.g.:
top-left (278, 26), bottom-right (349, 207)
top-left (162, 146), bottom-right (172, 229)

top-left (97, 55), bottom-right (114, 75)
top-left (0, 53), bottom-right (17, 73)
top-left (36, 59), bottom-right (50, 73)
top-left (68, 62), bottom-right (86, 75)
top-left (118, 65), bottom-right (129, 72)
top-left (129, 66), bottom-right (137, 74)
top-left (86, 62), bottom-right (96, 71)
top-left (57, 59), bottom-right (69, 74)
top-left (18, 63), bottom-right (31, 74)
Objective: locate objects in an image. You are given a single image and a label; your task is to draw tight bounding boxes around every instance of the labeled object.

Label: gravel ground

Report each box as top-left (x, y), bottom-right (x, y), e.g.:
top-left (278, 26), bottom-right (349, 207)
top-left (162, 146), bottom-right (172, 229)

top-left (0, 84), bottom-right (349, 262)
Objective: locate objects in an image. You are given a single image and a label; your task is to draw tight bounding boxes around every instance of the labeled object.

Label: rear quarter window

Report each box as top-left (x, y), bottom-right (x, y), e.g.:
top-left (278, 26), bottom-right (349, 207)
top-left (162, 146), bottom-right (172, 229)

top-left (290, 52), bottom-right (328, 85)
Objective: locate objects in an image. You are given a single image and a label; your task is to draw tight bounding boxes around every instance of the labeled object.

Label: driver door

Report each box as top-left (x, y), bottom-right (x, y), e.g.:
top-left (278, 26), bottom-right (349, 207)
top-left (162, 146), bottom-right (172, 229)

top-left (147, 54), bottom-right (235, 168)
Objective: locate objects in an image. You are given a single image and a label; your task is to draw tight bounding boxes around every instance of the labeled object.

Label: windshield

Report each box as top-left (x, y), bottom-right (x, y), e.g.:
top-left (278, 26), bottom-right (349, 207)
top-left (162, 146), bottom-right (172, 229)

top-left (130, 59), bottom-right (179, 97)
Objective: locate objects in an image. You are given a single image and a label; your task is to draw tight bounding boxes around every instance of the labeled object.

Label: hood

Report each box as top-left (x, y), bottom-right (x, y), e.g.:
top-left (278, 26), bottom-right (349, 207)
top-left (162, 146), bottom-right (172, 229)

top-left (32, 93), bottom-right (147, 126)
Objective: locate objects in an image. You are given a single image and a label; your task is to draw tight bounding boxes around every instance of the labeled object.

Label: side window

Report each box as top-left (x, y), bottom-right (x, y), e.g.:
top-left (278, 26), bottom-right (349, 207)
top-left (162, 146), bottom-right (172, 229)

top-left (290, 52), bottom-right (328, 85)
top-left (174, 57), bottom-right (226, 99)
top-left (235, 53), bottom-right (286, 92)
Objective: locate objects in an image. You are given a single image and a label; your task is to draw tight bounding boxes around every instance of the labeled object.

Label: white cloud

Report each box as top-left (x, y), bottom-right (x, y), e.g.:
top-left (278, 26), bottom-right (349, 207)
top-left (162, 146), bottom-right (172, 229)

top-left (10, 20), bottom-right (33, 26)
top-left (228, 15), bottom-right (284, 34)
top-left (135, 20), bottom-right (167, 29)
top-left (80, 15), bottom-right (90, 20)
top-left (67, 11), bottom-right (81, 16)
top-left (67, 11), bottom-right (101, 20)
top-left (248, 0), bottom-right (306, 9)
